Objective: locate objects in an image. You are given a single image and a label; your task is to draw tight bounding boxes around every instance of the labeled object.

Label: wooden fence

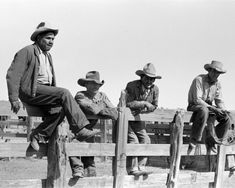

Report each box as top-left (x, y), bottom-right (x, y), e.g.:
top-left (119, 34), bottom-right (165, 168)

top-left (1, 102), bottom-right (235, 187)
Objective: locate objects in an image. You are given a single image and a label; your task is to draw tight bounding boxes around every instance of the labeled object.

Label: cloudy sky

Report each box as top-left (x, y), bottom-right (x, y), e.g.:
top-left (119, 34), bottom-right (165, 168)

top-left (1, 0), bottom-right (235, 110)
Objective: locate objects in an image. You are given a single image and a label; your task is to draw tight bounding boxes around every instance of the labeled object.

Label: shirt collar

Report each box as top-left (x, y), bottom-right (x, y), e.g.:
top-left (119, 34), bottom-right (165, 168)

top-left (36, 45), bottom-right (48, 55)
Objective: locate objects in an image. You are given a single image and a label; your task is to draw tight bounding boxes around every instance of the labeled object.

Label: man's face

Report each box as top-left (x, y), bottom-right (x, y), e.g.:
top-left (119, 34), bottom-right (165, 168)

top-left (141, 75), bottom-right (156, 89)
top-left (37, 32), bottom-right (55, 52)
top-left (85, 82), bottom-right (101, 93)
top-left (208, 69), bottom-right (221, 83)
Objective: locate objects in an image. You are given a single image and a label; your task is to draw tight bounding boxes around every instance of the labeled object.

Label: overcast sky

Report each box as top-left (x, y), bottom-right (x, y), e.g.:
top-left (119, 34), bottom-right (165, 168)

top-left (1, 0), bottom-right (235, 110)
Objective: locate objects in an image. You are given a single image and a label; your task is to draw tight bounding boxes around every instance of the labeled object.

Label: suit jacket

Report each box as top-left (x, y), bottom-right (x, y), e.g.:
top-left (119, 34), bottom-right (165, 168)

top-left (6, 44), bottom-right (56, 102)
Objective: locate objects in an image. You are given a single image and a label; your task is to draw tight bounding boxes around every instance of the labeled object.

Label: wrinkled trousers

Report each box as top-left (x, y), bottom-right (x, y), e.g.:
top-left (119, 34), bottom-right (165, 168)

top-left (19, 84), bottom-right (89, 137)
top-left (187, 104), bottom-right (231, 144)
top-left (126, 121), bottom-right (151, 173)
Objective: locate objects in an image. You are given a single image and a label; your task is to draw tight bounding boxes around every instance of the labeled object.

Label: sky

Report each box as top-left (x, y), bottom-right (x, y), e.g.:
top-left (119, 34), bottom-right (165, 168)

top-left (1, 0), bottom-right (235, 110)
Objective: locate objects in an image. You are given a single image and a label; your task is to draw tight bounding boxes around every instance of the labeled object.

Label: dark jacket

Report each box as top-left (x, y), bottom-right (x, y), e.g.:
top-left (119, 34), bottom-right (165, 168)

top-left (6, 44), bottom-right (56, 102)
top-left (125, 80), bottom-right (159, 110)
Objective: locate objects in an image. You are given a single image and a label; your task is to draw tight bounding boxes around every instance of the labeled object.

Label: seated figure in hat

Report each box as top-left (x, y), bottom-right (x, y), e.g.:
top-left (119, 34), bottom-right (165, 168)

top-left (125, 63), bottom-right (161, 176)
top-left (187, 60), bottom-right (232, 155)
top-left (69, 71), bottom-right (118, 178)
top-left (6, 22), bottom-right (99, 151)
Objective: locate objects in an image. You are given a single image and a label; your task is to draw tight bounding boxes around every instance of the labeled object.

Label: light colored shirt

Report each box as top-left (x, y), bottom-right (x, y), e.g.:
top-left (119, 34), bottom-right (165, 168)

top-left (37, 47), bottom-right (53, 85)
top-left (188, 74), bottom-right (225, 109)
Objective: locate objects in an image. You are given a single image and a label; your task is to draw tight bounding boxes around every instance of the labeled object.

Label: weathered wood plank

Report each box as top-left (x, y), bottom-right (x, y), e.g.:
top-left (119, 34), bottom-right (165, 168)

top-left (167, 111), bottom-right (184, 188)
top-left (214, 145), bottom-right (226, 188)
top-left (67, 143), bottom-right (116, 156)
top-left (3, 142), bottom-right (235, 157)
top-left (125, 108), bottom-right (193, 123)
top-left (113, 106), bottom-right (129, 188)
top-left (46, 123), bottom-right (67, 188)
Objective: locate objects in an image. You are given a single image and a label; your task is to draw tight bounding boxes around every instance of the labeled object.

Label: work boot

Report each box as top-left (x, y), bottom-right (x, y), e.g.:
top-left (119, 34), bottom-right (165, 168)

top-left (75, 128), bottom-right (100, 142)
top-left (30, 133), bottom-right (48, 151)
top-left (30, 134), bottom-right (40, 151)
top-left (72, 170), bottom-right (84, 178)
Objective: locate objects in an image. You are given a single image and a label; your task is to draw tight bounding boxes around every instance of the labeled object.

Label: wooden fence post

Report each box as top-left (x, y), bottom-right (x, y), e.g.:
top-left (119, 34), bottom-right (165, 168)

top-left (46, 121), bottom-right (68, 188)
top-left (214, 145), bottom-right (226, 188)
top-left (113, 90), bottom-right (128, 188)
top-left (100, 119), bottom-right (108, 162)
top-left (26, 116), bottom-right (34, 142)
top-left (166, 110), bottom-right (184, 188)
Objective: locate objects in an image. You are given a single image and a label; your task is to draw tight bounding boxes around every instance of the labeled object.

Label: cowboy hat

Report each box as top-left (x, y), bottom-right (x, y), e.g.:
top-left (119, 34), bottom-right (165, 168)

top-left (136, 63), bottom-right (162, 79)
top-left (77, 71), bottom-right (104, 87)
top-left (30, 22), bottom-right (59, 41)
top-left (204, 60), bottom-right (226, 74)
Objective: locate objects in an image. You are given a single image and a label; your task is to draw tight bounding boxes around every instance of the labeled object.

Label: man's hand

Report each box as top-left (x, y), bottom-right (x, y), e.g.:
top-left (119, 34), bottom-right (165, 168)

top-left (11, 100), bottom-right (21, 114)
top-left (209, 106), bottom-right (225, 116)
top-left (144, 102), bottom-right (156, 112)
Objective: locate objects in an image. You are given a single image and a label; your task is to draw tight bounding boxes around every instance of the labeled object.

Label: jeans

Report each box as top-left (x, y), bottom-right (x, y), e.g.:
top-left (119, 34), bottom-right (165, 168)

top-left (19, 84), bottom-right (89, 137)
top-left (69, 121), bottom-right (97, 176)
top-left (188, 104), bottom-right (231, 144)
top-left (126, 121), bottom-right (151, 173)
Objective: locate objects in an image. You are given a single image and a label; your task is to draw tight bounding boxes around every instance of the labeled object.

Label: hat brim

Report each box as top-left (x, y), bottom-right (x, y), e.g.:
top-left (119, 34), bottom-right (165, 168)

top-left (204, 64), bottom-right (226, 74)
top-left (135, 70), bottom-right (162, 79)
top-left (31, 28), bottom-right (59, 41)
top-left (77, 78), bottom-right (104, 87)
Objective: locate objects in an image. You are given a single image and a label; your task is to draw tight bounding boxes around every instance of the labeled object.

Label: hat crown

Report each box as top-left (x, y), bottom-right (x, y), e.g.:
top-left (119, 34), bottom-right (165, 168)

top-left (211, 60), bottom-right (223, 70)
top-left (36, 22), bottom-right (52, 29)
top-left (143, 63), bottom-right (156, 76)
top-left (204, 60), bottom-right (226, 73)
top-left (86, 71), bottom-right (101, 82)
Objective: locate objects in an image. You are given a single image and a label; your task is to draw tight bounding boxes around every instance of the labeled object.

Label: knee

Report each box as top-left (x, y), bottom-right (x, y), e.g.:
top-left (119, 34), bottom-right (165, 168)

top-left (60, 88), bottom-right (72, 99)
top-left (142, 135), bottom-right (151, 144)
top-left (197, 106), bottom-right (209, 117)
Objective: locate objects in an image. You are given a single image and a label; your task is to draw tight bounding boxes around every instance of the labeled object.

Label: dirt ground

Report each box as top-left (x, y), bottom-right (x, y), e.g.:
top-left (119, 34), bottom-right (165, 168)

top-left (0, 157), bottom-right (170, 181)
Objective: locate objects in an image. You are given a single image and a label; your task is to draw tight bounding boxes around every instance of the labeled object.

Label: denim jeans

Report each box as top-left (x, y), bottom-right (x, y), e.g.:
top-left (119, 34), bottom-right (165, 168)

top-left (69, 122), bottom-right (97, 176)
top-left (19, 84), bottom-right (89, 137)
top-left (126, 121), bottom-right (151, 173)
top-left (188, 104), bottom-right (231, 144)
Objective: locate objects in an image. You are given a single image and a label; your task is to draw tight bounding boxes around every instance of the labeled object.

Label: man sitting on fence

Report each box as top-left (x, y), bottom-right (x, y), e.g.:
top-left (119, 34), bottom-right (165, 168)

top-left (125, 63), bottom-right (161, 176)
top-left (6, 22), bottom-right (99, 151)
top-left (69, 71), bottom-right (118, 178)
top-left (187, 60), bottom-right (232, 154)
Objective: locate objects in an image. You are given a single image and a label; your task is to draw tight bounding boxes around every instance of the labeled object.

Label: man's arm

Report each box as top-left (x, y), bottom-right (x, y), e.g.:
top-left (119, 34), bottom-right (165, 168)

top-left (6, 48), bottom-right (28, 113)
top-left (75, 92), bottom-right (102, 115)
top-left (189, 77), bottom-right (211, 107)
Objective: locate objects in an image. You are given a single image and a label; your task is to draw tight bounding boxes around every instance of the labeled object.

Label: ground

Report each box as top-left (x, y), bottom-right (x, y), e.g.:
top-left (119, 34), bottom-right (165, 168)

top-left (0, 157), bottom-right (170, 181)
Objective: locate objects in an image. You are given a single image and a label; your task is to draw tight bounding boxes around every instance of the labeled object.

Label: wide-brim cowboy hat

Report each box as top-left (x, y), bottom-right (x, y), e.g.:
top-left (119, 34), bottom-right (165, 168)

top-left (204, 60), bottom-right (226, 74)
top-left (136, 63), bottom-right (162, 79)
top-left (31, 22), bottom-right (59, 41)
top-left (78, 71), bottom-right (104, 87)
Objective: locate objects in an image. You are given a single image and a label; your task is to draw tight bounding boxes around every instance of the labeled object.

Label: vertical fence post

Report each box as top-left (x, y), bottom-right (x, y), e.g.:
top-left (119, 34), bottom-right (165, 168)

top-left (113, 90), bottom-right (128, 188)
top-left (100, 119), bottom-right (108, 162)
top-left (46, 121), bottom-right (68, 188)
top-left (214, 145), bottom-right (226, 188)
top-left (166, 110), bottom-right (184, 188)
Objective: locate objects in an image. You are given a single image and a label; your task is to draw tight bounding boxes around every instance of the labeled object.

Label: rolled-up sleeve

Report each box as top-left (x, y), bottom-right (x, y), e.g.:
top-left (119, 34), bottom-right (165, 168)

top-left (214, 82), bottom-right (225, 109)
